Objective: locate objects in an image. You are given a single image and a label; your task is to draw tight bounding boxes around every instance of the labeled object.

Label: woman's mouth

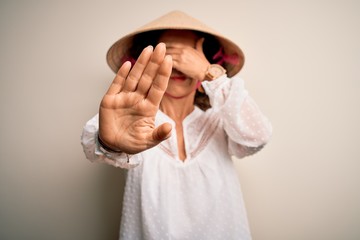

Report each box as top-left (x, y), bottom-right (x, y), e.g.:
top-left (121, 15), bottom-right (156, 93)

top-left (170, 75), bottom-right (187, 82)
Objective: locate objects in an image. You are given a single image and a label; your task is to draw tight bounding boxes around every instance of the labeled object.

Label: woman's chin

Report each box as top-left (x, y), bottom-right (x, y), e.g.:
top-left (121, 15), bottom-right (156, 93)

top-left (164, 90), bottom-right (195, 99)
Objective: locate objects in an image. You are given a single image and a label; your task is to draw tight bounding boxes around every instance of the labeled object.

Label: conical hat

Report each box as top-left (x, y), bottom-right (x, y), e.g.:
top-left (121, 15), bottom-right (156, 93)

top-left (106, 10), bottom-right (245, 77)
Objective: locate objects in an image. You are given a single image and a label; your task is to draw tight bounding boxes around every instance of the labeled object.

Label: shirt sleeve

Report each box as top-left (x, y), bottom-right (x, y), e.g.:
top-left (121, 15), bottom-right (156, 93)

top-left (80, 114), bottom-right (142, 169)
top-left (202, 75), bottom-right (273, 158)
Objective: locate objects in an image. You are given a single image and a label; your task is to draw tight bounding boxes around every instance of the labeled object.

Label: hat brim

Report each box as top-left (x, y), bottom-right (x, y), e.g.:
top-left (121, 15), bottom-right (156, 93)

top-left (106, 11), bottom-right (245, 77)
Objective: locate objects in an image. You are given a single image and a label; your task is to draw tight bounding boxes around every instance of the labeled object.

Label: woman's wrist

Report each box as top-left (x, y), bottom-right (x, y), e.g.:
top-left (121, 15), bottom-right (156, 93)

top-left (97, 134), bottom-right (123, 153)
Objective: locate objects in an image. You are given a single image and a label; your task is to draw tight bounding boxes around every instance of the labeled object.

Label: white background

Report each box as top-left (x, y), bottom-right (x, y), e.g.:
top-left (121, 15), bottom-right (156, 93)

top-left (1, 0), bottom-right (359, 239)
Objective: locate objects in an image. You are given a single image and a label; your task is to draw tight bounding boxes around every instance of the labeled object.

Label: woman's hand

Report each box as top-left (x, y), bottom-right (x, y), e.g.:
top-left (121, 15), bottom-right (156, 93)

top-left (98, 43), bottom-right (173, 154)
top-left (165, 38), bottom-right (210, 81)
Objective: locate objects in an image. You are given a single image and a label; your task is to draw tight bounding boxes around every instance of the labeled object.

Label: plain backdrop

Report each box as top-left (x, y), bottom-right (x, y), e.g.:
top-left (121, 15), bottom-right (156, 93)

top-left (1, 0), bottom-right (359, 239)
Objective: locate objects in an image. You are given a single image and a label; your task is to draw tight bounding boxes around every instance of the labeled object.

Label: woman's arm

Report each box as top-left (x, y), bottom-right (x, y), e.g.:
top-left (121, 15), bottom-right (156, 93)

top-left (202, 76), bottom-right (272, 158)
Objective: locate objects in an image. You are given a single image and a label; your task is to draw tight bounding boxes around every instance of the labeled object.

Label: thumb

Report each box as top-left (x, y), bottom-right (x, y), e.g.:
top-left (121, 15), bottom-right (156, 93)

top-left (196, 38), bottom-right (205, 52)
top-left (152, 122), bottom-right (172, 142)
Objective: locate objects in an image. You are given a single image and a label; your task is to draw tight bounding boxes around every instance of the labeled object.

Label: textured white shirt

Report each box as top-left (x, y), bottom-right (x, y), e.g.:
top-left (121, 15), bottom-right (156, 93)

top-left (81, 76), bottom-right (272, 240)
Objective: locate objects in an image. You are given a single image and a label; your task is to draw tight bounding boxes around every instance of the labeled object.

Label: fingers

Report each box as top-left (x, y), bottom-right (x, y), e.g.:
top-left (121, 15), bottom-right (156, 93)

top-left (122, 43), bottom-right (169, 96)
top-left (106, 43), bottom-right (172, 107)
top-left (122, 45), bottom-right (154, 92)
top-left (146, 54), bottom-right (172, 106)
top-left (136, 43), bottom-right (167, 95)
top-left (165, 45), bottom-right (183, 61)
top-left (106, 61), bottom-right (131, 95)
top-left (165, 40), bottom-right (206, 74)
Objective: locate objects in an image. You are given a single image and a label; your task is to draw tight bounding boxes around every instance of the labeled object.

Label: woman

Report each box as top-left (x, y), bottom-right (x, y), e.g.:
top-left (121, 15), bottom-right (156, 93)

top-left (81, 10), bottom-right (272, 240)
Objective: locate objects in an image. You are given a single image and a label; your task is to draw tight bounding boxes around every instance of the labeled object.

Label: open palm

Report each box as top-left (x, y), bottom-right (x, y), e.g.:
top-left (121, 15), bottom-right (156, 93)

top-left (98, 43), bottom-right (173, 154)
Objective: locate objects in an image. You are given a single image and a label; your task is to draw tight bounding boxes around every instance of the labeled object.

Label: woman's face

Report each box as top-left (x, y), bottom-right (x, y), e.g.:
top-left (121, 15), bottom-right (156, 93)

top-left (158, 30), bottom-right (199, 99)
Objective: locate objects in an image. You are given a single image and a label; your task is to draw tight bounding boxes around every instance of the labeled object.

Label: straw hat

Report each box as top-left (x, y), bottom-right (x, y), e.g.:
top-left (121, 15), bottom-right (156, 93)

top-left (106, 10), bottom-right (245, 77)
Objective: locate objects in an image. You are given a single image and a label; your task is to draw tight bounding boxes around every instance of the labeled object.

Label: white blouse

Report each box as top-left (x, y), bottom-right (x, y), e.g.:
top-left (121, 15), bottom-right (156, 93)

top-left (81, 76), bottom-right (272, 240)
